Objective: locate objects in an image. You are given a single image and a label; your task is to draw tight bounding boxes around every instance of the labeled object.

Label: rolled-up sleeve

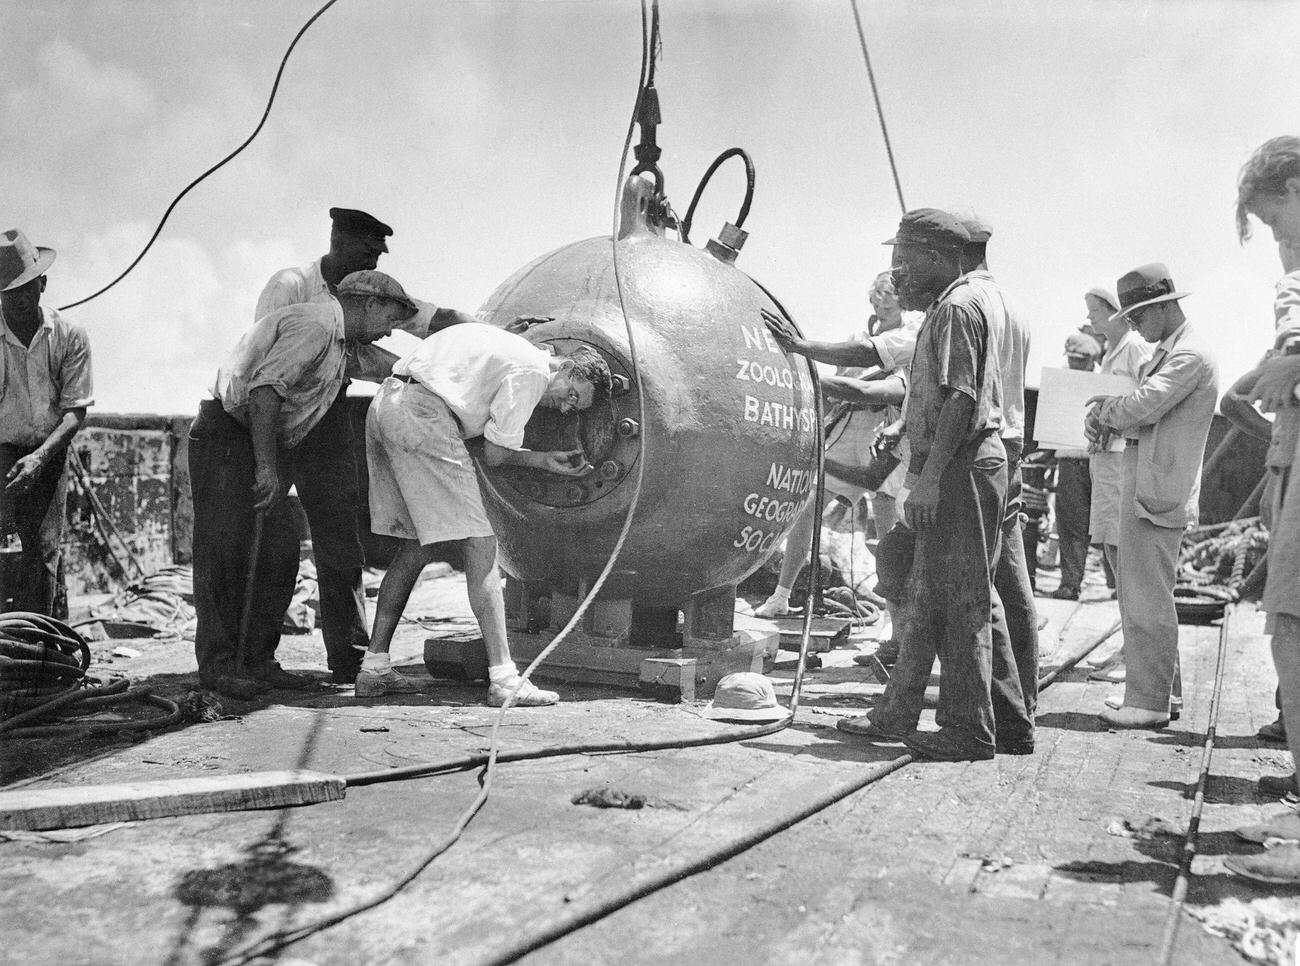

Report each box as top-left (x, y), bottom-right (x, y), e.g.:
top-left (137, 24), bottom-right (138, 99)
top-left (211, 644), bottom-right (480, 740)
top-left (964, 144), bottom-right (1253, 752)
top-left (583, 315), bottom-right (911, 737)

top-left (930, 304), bottom-right (983, 402)
top-left (483, 371), bottom-right (549, 449)
top-left (247, 318), bottom-right (333, 398)
top-left (57, 324), bottom-right (94, 410)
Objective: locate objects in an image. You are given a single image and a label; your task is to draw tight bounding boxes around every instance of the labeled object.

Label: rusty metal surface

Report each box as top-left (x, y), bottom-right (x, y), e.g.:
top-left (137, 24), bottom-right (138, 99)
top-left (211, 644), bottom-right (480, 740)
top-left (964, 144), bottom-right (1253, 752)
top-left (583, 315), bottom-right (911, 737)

top-left (476, 187), bottom-right (818, 607)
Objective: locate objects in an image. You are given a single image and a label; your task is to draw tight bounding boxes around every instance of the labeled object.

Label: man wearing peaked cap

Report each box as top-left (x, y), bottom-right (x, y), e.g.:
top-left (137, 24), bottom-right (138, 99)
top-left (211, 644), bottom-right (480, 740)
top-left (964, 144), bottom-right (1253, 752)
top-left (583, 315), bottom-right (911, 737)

top-left (252, 208), bottom-right (484, 687)
top-left (1086, 263), bottom-right (1217, 730)
top-left (188, 269), bottom-right (419, 700)
top-left (0, 229), bottom-right (93, 617)
top-left (859, 207), bottom-right (1015, 762)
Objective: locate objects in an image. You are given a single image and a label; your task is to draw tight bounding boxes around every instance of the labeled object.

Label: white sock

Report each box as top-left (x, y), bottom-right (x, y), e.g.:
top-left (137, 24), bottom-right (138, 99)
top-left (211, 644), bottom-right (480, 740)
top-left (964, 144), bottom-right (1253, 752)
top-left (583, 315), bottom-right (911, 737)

top-left (362, 652), bottom-right (390, 673)
top-left (769, 586), bottom-right (791, 602)
top-left (488, 661), bottom-right (519, 685)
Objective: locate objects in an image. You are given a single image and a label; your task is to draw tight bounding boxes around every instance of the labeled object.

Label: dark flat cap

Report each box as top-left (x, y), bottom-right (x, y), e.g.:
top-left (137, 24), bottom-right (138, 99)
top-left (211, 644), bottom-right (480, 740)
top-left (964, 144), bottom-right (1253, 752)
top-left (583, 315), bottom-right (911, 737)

top-left (955, 211), bottom-right (992, 243)
top-left (329, 207), bottom-right (393, 242)
top-left (882, 208), bottom-right (970, 250)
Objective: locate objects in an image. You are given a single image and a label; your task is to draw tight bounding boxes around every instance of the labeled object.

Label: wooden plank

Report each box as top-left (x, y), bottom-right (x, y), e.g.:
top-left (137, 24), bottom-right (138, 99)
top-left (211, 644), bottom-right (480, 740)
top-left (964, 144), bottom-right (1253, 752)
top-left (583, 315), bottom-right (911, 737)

top-left (0, 769), bottom-right (345, 831)
top-left (771, 616), bottom-right (852, 653)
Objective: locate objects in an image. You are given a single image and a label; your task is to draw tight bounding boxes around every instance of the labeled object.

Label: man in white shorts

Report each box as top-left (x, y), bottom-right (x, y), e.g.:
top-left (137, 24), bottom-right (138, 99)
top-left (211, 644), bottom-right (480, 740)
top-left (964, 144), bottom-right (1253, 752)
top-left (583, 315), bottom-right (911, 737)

top-left (357, 322), bottom-right (611, 706)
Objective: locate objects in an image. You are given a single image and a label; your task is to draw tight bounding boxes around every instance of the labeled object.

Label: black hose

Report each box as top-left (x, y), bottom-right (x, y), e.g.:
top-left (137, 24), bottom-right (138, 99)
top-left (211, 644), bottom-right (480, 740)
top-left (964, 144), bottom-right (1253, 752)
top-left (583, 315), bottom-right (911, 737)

top-left (0, 613), bottom-right (180, 738)
top-left (680, 148), bottom-right (756, 245)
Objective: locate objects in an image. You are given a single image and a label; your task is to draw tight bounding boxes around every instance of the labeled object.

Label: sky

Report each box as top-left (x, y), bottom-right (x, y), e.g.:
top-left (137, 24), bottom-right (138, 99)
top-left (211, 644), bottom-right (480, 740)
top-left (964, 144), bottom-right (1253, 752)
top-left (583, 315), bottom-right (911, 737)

top-left (5, 0), bottom-right (1298, 414)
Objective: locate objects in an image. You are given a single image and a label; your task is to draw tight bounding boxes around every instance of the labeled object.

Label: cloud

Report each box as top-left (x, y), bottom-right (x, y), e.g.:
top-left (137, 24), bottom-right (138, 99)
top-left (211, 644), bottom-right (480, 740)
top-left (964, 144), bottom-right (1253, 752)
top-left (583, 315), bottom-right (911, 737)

top-left (6, 40), bottom-right (157, 134)
top-left (51, 222), bottom-right (303, 415)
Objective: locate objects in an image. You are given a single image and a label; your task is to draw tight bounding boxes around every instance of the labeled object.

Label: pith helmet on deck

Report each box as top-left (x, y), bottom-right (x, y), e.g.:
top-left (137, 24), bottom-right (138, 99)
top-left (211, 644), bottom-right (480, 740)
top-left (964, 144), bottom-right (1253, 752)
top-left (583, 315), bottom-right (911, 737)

top-left (1110, 263), bottom-right (1189, 323)
top-left (0, 229), bottom-right (56, 292)
top-left (329, 207), bottom-right (392, 251)
top-left (704, 672), bottom-right (788, 723)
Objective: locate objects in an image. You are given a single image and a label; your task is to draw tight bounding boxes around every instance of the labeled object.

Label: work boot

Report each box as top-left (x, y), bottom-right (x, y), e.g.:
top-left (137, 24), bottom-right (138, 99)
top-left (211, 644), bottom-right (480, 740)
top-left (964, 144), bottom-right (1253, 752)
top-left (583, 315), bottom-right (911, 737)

top-left (488, 677), bottom-right (559, 707)
top-left (1235, 811), bottom-right (1300, 844)
top-left (836, 715), bottom-right (906, 740)
top-left (248, 662), bottom-right (316, 691)
top-left (1258, 773), bottom-right (1300, 798)
top-left (1051, 586), bottom-right (1080, 601)
top-left (995, 733), bottom-right (1036, 756)
top-left (902, 728), bottom-right (995, 762)
top-left (1259, 716), bottom-right (1288, 743)
top-left (355, 667), bottom-right (423, 698)
top-left (331, 665), bottom-right (362, 685)
top-left (199, 673), bottom-right (269, 701)
top-left (1224, 843), bottom-right (1300, 884)
top-left (1098, 705), bottom-right (1169, 729)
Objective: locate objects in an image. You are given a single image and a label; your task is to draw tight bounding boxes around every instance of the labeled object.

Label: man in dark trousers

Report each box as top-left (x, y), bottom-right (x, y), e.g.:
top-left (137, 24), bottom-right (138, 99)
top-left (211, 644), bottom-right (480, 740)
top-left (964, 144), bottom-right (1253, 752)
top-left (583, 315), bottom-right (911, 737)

top-left (859, 209), bottom-right (1015, 761)
top-left (952, 214), bottom-right (1038, 752)
top-left (254, 208), bottom-right (478, 684)
top-left (190, 270), bottom-right (417, 700)
top-left (0, 229), bottom-right (93, 617)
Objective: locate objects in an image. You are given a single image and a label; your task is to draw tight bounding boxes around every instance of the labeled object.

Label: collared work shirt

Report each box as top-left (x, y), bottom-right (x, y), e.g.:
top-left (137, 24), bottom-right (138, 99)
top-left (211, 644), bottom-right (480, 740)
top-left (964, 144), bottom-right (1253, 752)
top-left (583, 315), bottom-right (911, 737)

top-left (212, 300), bottom-right (393, 449)
top-left (256, 257), bottom-right (440, 337)
top-left (906, 276), bottom-right (1004, 473)
top-left (0, 307), bottom-right (94, 447)
top-left (394, 322), bottom-right (551, 449)
top-left (958, 270), bottom-right (1029, 444)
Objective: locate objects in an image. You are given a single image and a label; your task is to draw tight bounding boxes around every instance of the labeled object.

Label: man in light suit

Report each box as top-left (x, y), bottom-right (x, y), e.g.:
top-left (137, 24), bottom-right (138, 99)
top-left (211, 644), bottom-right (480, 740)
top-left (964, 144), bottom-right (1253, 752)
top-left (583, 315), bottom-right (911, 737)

top-left (1086, 264), bottom-right (1218, 729)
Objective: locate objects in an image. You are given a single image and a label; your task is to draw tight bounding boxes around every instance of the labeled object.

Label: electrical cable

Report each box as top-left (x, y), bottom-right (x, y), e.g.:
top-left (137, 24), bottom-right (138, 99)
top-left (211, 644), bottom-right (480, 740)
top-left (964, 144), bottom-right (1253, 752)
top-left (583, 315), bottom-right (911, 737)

top-left (218, 5), bottom-right (833, 961)
top-left (680, 147), bottom-right (756, 245)
top-left (1157, 603), bottom-right (1232, 966)
top-left (847, 0), bottom-right (906, 214)
top-left (56, 0), bottom-right (346, 311)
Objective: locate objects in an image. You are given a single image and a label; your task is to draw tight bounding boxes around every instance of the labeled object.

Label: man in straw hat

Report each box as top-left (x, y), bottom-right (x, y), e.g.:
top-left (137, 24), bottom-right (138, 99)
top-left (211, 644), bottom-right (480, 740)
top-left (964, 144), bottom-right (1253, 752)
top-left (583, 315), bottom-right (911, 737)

top-left (1086, 264), bottom-right (1217, 729)
top-left (0, 229), bottom-right (93, 617)
top-left (191, 270), bottom-right (419, 700)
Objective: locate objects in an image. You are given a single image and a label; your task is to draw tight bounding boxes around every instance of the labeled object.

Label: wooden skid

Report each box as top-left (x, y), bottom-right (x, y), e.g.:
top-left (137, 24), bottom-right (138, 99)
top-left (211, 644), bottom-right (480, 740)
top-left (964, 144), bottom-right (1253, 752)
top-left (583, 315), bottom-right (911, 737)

top-left (771, 616), bottom-right (853, 653)
top-left (0, 770), bottom-right (346, 831)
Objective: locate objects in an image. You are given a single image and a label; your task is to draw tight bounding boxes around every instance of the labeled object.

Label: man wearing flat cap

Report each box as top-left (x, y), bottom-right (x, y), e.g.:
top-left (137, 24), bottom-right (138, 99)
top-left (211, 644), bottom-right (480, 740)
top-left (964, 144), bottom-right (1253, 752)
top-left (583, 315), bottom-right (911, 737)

top-left (253, 208), bottom-right (480, 686)
top-left (0, 229), bottom-right (93, 617)
top-left (775, 209), bottom-right (1018, 761)
top-left (950, 212), bottom-right (1039, 751)
top-left (190, 270), bottom-right (419, 699)
top-left (1086, 264), bottom-right (1217, 729)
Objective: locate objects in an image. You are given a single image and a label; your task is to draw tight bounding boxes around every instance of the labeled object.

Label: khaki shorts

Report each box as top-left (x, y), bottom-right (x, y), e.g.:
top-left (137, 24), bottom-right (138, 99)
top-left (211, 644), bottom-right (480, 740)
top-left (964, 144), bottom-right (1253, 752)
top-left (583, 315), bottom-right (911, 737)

top-left (366, 378), bottom-right (495, 545)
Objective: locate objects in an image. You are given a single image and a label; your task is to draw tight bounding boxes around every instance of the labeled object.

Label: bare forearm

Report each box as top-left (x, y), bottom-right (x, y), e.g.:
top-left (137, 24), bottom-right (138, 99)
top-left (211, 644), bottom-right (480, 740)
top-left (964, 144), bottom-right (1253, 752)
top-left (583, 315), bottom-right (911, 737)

top-left (248, 387), bottom-right (283, 470)
top-left (788, 338), bottom-right (881, 369)
top-left (821, 374), bottom-right (904, 408)
top-left (38, 409), bottom-right (86, 457)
